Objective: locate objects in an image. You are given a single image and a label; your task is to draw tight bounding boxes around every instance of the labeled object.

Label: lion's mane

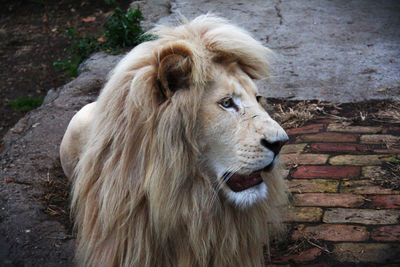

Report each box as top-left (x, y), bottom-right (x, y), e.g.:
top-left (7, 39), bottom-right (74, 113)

top-left (71, 15), bottom-right (288, 267)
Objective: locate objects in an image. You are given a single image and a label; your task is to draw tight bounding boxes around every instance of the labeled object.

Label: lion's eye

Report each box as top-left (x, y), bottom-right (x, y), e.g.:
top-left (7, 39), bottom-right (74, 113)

top-left (256, 95), bottom-right (262, 103)
top-left (219, 97), bottom-right (235, 109)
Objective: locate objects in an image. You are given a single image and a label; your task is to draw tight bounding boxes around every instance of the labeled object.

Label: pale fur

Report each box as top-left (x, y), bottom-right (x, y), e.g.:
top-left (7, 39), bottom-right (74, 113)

top-left (62, 14), bottom-right (288, 267)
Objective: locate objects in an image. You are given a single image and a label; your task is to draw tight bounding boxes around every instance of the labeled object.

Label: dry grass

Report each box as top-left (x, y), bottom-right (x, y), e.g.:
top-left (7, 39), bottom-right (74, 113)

top-left (263, 99), bottom-right (400, 128)
top-left (41, 160), bottom-right (72, 232)
top-left (271, 103), bottom-right (317, 129)
top-left (263, 99), bottom-right (339, 128)
top-left (373, 159), bottom-right (400, 190)
top-left (372, 101), bottom-right (400, 124)
top-left (267, 230), bottom-right (330, 263)
top-left (285, 233), bottom-right (330, 255)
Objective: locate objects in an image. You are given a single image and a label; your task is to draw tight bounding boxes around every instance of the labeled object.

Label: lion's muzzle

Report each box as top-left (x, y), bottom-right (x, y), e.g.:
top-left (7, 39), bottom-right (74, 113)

top-left (260, 137), bottom-right (288, 157)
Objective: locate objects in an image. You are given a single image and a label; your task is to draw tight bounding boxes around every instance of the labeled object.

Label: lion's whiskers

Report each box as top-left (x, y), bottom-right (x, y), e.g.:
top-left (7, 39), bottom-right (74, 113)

top-left (216, 165), bottom-right (241, 191)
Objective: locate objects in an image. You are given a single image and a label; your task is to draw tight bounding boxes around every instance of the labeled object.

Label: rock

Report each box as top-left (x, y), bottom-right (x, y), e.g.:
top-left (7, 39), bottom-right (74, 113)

top-left (42, 88), bottom-right (59, 105)
top-left (0, 50), bottom-right (123, 266)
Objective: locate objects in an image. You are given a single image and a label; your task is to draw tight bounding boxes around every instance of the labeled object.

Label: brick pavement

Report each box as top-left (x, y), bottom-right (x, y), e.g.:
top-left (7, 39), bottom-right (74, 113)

top-left (267, 120), bottom-right (400, 265)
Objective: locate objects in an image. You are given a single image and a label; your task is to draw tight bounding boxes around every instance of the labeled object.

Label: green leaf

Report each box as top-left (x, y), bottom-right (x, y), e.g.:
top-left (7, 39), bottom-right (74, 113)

top-left (54, 6), bottom-right (156, 77)
top-left (9, 97), bottom-right (44, 112)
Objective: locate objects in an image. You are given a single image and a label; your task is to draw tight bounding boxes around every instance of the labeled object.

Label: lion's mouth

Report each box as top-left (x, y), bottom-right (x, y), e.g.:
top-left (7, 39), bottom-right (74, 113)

top-left (224, 164), bottom-right (274, 192)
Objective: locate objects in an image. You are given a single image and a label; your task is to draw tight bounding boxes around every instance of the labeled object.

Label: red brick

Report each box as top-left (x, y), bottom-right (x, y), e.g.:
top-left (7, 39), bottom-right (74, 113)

top-left (292, 224), bottom-right (369, 242)
top-left (272, 247), bottom-right (322, 264)
top-left (367, 195), bottom-right (400, 209)
top-left (293, 193), bottom-right (364, 207)
top-left (296, 132), bottom-right (358, 143)
top-left (310, 143), bottom-right (368, 153)
top-left (286, 124), bottom-right (324, 135)
top-left (292, 166), bottom-right (360, 179)
top-left (371, 225), bottom-right (400, 242)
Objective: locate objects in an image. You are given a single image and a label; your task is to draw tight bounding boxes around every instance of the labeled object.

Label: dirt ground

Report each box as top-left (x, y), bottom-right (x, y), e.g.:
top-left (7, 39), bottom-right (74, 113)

top-left (0, 0), bottom-right (131, 139)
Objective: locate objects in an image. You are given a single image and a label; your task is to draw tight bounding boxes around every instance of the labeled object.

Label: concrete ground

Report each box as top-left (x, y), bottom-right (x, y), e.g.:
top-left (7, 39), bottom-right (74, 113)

top-left (149, 0), bottom-right (400, 102)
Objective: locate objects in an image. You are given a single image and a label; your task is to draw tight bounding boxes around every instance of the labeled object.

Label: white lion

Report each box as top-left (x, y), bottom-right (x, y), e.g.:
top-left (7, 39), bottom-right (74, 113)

top-left (60, 14), bottom-right (289, 267)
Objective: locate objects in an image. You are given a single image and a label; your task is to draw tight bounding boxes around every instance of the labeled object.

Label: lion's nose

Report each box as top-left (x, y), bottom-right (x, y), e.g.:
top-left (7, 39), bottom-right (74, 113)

top-left (260, 138), bottom-right (288, 156)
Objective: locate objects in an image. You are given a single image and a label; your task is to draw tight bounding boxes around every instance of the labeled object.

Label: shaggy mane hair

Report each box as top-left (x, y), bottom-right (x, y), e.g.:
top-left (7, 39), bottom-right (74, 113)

top-left (71, 15), bottom-right (288, 267)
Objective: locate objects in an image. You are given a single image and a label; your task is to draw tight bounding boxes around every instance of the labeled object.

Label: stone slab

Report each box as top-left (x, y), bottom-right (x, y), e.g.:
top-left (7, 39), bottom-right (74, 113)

top-left (332, 243), bottom-right (400, 263)
top-left (360, 134), bottom-right (400, 144)
top-left (288, 179), bottom-right (339, 193)
top-left (160, 0), bottom-right (400, 102)
top-left (283, 207), bottom-right (323, 223)
top-left (281, 153), bottom-right (328, 166)
top-left (327, 124), bottom-right (382, 133)
top-left (292, 224), bottom-right (369, 242)
top-left (341, 180), bottom-right (400, 195)
top-left (281, 143), bottom-right (307, 154)
top-left (329, 154), bottom-right (394, 166)
top-left (371, 225), bottom-right (400, 242)
top-left (296, 133), bottom-right (358, 143)
top-left (293, 193), bottom-right (364, 207)
top-left (323, 208), bottom-right (400, 224)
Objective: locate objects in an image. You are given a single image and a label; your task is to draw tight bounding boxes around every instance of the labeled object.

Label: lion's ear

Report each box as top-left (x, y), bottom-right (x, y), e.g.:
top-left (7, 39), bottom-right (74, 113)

top-left (157, 45), bottom-right (192, 99)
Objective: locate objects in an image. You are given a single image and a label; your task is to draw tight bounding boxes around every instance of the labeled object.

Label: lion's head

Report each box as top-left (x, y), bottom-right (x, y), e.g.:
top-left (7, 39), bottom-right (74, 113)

top-left (198, 62), bottom-right (288, 208)
top-left (71, 15), bottom-right (289, 267)
top-left (149, 17), bottom-right (288, 209)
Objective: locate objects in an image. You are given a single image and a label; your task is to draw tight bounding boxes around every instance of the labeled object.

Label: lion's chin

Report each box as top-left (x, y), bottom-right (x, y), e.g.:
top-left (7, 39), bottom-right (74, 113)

top-left (222, 162), bottom-right (277, 208)
top-left (225, 182), bottom-right (268, 209)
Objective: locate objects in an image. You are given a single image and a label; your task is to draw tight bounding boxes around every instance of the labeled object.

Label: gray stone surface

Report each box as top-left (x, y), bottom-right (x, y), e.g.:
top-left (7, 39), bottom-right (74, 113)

top-left (0, 52), bottom-right (123, 266)
top-left (323, 208), bottom-right (400, 224)
top-left (157, 0), bottom-right (400, 102)
top-left (131, 0), bottom-right (173, 30)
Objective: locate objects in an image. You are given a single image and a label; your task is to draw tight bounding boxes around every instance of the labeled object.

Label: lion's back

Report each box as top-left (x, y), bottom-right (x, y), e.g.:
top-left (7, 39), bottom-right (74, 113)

top-left (60, 102), bottom-right (97, 179)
